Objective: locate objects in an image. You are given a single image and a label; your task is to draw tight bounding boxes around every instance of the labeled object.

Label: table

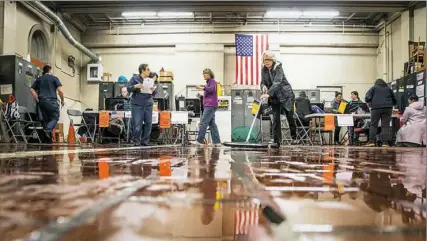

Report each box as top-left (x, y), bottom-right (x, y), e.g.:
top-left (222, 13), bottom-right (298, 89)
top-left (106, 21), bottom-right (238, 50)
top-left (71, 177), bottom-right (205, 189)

top-left (305, 113), bottom-right (400, 146)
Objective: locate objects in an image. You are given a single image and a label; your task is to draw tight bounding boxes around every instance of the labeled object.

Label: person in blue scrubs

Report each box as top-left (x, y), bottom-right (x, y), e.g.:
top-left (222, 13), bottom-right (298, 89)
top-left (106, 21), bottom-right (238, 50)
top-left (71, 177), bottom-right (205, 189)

top-left (127, 64), bottom-right (156, 146)
top-left (30, 65), bottom-right (64, 143)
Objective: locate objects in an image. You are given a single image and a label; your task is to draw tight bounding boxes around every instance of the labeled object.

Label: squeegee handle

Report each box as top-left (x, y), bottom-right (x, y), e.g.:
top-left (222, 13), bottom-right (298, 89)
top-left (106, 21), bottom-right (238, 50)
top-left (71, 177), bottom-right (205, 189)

top-left (245, 98), bottom-right (265, 143)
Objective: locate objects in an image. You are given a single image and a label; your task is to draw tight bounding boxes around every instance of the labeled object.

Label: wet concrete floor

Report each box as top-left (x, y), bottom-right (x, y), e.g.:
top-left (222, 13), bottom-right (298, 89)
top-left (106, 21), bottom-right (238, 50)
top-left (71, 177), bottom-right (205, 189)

top-left (0, 144), bottom-right (425, 241)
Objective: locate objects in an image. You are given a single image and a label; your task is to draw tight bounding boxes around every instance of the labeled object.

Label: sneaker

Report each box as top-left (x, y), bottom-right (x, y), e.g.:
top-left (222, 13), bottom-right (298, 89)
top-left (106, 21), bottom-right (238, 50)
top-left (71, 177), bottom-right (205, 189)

top-left (191, 141), bottom-right (205, 147)
top-left (270, 142), bottom-right (280, 149)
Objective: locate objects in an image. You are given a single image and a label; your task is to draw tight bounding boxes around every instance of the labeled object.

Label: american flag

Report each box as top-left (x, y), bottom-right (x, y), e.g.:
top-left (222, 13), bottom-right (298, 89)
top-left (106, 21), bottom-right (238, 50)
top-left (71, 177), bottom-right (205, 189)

top-left (235, 34), bottom-right (269, 86)
top-left (234, 201), bottom-right (260, 241)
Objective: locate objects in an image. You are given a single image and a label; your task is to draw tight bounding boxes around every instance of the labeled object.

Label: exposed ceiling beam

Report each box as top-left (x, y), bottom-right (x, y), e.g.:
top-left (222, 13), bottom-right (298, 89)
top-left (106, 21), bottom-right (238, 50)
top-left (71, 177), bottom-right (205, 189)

top-left (52, 2), bottom-right (409, 14)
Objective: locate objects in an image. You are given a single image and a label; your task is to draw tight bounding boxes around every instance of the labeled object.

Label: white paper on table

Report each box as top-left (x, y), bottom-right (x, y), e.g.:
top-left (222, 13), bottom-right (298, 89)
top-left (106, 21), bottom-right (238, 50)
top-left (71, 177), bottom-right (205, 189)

top-left (337, 115), bottom-right (354, 127)
top-left (141, 78), bottom-right (155, 94)
top-left (171, 111), bottom-right (189, 124)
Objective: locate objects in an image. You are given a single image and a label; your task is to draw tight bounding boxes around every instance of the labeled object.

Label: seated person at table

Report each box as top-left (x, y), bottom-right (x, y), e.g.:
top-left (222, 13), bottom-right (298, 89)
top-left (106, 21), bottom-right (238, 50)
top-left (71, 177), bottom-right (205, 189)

top-left (396, 95), bottom-right (426, 147)
top-left (295, 91), bottom-right (312, 126)
top-left (118, 86), bottom-right (129, 98)
top-left (347, 91), bottom-right (369, 114)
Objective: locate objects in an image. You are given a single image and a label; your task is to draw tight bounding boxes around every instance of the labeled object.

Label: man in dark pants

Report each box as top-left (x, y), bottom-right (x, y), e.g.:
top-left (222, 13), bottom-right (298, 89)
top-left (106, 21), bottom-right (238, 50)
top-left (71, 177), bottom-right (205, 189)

top-left (260, 50), bottom-right (296, 148)
top-left (365, 79), bottom-right (397, 147)
top-left (30, 65), bottom-right (64, 143)
top-left (127, 64), bottom-right (156, 146)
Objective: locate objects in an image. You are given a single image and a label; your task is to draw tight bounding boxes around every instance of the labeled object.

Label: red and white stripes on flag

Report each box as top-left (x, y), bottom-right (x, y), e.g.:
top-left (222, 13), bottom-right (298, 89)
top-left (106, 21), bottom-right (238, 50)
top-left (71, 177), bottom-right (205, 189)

top-left (235, 34), bottom-right (269, 86)
top-left (234, 201), bottom-right (260, 237)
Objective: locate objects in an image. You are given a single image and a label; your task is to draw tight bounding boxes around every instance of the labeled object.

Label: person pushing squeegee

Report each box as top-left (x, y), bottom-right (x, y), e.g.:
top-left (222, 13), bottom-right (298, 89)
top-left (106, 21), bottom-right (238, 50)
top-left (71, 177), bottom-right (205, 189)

top-left (224, 50), bottom-right (296, 148)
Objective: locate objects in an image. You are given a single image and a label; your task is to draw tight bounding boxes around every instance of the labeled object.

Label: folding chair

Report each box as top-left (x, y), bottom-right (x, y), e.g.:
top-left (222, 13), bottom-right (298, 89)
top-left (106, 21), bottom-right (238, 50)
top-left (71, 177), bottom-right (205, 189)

top-left (269, 114), bottom-right (293, 145)
top-left (67, 109), bottom-right (96, 143)
top-left (294, 114), bottom-right (313, 146)
top-left (0, 106), bottom-right (42, 144)
top-left (309, 117), bottom-right (334, 146)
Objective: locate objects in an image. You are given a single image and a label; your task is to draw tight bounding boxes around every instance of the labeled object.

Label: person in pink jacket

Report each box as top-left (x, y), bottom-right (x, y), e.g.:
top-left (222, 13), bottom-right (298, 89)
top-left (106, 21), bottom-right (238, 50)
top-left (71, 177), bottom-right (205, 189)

top-left (396, 95), bottom-right (426, 147)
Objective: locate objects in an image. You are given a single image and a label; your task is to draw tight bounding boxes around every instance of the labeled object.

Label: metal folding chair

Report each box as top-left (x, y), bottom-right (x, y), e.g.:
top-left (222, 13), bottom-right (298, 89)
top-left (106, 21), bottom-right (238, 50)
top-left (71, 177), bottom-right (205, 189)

top-left (67, 109), bottom-right (96, 143)
top-left (269, 114), bottom-right (293, 145)
top-left (294, 114), bottom-right (313, 146)
top-left (0, 106), bottom-right (42, 144)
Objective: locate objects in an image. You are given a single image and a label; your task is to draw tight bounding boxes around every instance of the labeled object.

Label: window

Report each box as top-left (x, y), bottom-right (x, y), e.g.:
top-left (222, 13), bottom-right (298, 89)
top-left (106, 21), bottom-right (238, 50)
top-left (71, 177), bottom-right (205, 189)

top-left (30, 29), bottom-right (48, 62)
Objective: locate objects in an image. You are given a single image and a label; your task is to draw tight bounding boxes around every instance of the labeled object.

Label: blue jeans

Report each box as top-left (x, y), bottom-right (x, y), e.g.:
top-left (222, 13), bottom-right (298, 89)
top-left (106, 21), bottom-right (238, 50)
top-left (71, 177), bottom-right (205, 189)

top-left (197, 107), bottom-right (221, 144)
top-left (131, 104), bottom-right (153, 145)
top-left (38, 99), bottom-right (59, 132)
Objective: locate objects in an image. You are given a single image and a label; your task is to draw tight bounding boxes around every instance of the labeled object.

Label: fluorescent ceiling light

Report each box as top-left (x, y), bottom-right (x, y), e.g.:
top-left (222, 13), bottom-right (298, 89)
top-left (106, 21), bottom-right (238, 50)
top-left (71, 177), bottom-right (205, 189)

top-left (158, 12), bottom-right (194, 18)
top-left (122, 11), bottom-right (157, 17)
top-left (302, 11), bottom-right (339, 18)
top-left (265, 11), bottom-right (302, 18)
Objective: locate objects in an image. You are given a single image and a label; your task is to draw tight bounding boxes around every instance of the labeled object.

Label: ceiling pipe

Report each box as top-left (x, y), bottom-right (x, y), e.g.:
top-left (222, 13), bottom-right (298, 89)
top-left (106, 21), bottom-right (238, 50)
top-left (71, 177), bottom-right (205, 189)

top-left (29, 1), bottom-right (101, 63)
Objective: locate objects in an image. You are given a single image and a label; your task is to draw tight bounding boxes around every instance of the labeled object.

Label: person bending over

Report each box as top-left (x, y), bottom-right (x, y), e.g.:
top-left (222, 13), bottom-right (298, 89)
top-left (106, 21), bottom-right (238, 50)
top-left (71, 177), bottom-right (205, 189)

top-left (127, 64), bottom-right (156, 146)
top-left (365, 79), bottom-right (396, 147)
top-left (30, 64), bottom-right (64, 143)
top-left (260, 50), bottom-right (296, 148)
top-left (193, 68), bottom-right (221, 147)
top-left (396, 95), bottom-right (426, 147)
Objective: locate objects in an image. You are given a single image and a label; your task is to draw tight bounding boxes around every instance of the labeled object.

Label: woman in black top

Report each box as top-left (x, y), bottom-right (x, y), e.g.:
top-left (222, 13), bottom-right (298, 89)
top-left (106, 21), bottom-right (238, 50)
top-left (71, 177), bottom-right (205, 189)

top-left (365, 79), bottom-right (397, 147)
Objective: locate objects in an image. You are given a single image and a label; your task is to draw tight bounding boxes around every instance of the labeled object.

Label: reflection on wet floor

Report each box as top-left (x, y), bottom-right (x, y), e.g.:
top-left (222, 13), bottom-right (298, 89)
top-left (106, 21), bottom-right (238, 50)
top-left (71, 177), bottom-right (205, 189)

top-left (0, 144), bottom-right (425, 241)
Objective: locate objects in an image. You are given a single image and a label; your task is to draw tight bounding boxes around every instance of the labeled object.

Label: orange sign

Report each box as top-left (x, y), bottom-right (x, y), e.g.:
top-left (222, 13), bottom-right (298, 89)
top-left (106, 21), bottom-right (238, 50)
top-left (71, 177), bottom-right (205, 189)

top-left (159, 111), bottom-right (171, 129)
top-left (98, 161), bottom-right (110, 179)
top-left (324, 115), bottom-right (335, 131)
top-left (99, 111), bottom-right (110, 128)
top-left (159, 156), bottom-right (171, 176)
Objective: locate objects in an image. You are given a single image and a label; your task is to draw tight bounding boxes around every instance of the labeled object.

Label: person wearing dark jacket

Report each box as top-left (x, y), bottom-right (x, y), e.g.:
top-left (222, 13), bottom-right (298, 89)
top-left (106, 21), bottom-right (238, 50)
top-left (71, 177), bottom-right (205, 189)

top-left (295, 91), bottom-right (312, 126)
top-left (127, 64), bottom-right (157, 146)
top-left (365, 79), bottom-right (397, 147)
top-left (260, 50), bottom-right (296, 148)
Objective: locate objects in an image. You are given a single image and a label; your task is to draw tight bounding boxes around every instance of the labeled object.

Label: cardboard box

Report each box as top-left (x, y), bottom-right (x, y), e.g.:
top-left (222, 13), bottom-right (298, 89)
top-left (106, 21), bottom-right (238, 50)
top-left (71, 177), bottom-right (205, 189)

top-left (53, 123), bottom-right (64, 143)
top-left (159, 76), bottom-right (173, 82)
top-left (160, 71), bottom-right (173, 77)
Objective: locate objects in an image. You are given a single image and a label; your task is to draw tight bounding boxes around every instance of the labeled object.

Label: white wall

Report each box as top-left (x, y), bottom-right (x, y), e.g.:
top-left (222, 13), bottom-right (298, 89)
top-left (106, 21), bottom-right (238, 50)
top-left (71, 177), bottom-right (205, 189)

top-left (377, 7), bottom-right (426, 82)
top-left (3, 3), bottom-right (84, 137)
top-left (414, 7), bottom-right (426, 42)
top-left (81, 30), bottom-right (378, 107)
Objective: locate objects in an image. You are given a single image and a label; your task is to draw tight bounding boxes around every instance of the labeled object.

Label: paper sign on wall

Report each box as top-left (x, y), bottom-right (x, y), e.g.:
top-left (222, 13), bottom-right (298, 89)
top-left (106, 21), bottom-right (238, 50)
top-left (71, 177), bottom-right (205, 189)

top-left (0, 84), bottom-right (12, 95)
top-left (416, 85), bottom-right (425, 97)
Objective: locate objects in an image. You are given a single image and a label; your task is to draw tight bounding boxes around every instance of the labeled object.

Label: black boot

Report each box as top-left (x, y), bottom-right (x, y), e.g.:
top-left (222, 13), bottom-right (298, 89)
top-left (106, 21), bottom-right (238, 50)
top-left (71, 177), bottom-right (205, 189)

top-left (44, 131), bottom-right (53, 144)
